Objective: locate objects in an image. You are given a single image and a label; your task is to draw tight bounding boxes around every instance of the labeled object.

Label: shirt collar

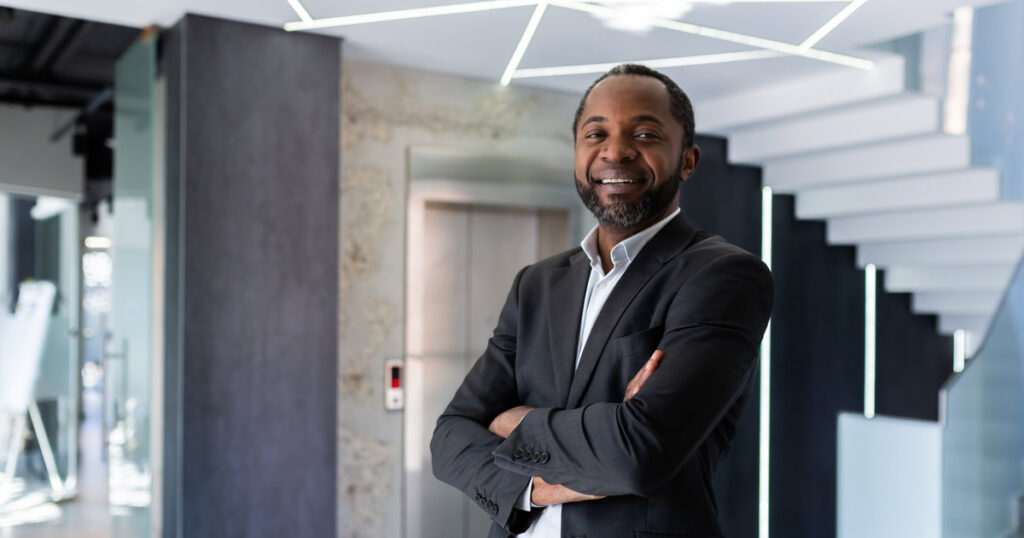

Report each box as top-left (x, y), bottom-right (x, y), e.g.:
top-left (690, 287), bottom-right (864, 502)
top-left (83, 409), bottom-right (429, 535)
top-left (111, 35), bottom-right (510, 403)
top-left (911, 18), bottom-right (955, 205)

top-left (580, 208), bottom-right (681, 270)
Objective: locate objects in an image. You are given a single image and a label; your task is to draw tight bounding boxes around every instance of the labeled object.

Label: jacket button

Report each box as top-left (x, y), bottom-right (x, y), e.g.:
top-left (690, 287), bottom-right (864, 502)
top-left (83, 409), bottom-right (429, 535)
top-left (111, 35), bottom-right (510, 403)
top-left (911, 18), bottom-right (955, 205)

top-left (513, 447), bottom-right (525, 460)
top-left (539, 453), bottom-right (549, 464)
top-left (530, 451), bottom-right (540, 463)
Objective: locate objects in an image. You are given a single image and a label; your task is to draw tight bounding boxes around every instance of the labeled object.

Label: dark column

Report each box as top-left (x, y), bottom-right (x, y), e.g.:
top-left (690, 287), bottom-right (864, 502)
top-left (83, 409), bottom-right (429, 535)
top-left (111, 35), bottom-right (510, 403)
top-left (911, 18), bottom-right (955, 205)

top-left (162, 15), bottom-right (339, 538)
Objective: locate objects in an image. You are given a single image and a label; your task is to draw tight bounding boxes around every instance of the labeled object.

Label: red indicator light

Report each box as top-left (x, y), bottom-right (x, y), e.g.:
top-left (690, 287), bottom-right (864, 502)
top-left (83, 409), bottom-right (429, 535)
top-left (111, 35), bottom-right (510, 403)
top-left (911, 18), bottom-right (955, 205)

top-left (391, 366), bottom-right (401, 388)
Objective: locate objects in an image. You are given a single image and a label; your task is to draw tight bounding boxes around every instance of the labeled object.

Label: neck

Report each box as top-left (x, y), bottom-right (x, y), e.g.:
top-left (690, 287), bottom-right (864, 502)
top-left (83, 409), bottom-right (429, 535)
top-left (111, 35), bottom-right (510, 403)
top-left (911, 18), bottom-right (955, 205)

top-left (594, 205), bottom-right (676, 273)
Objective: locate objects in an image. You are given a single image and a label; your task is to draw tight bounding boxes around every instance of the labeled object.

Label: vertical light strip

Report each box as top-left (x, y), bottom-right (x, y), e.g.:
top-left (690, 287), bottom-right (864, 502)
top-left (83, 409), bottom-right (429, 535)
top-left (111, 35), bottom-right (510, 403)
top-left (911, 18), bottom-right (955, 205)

top-left (286, 0), bottom-right (314, 23)
top-left (758, 186), bottom-right (773, 538)
top-left (944, 6), bottom-right (974, 134)
top-left (500, 1), bottom-right (548, 86)
top-left (864, 264), bottom-right (876, 419)
top-left (799, 0), bottom-right (870, 50)
top-left (953, 329), bottom-right (966, 372)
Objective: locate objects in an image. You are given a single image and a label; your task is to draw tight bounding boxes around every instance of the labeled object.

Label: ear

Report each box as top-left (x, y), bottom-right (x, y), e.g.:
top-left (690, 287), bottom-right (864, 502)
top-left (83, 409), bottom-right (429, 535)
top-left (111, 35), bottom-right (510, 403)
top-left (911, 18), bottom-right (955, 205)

top-left (680, 144), bottom-right (701, 180)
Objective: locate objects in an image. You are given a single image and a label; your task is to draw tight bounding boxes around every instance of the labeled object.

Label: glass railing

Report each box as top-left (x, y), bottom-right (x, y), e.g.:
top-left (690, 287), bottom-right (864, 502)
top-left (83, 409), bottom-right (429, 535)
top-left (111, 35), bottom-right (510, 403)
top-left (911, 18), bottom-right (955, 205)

top-left (941, 255), bottom-right (1024, 538)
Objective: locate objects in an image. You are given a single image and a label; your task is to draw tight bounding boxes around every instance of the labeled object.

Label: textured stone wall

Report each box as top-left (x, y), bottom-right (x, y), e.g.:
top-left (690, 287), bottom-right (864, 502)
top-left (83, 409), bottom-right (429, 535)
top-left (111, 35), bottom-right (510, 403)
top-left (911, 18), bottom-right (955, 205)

top-left (338, 59), bottom-right (578, 538)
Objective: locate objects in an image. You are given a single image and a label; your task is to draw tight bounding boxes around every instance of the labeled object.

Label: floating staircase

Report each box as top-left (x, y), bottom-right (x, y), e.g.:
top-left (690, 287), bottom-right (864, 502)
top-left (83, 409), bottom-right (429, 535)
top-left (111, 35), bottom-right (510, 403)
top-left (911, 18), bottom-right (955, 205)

top-left (700, 53), bottom-right (1024, 356)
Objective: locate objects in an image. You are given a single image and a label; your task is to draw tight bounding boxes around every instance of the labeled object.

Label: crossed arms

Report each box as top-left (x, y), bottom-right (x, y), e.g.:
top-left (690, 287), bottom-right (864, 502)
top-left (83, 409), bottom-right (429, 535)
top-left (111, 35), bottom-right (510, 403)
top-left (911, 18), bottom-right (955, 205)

top-left (486, 349), bottom-right (664, 506)
top-left (430, 253), bottom-right (774, 532)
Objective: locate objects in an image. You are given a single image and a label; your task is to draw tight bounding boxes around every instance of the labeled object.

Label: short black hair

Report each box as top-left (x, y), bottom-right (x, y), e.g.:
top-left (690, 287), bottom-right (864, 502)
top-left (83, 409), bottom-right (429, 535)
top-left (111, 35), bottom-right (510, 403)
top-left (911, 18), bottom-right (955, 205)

top-left (572, 63), bottom-right (696, 148)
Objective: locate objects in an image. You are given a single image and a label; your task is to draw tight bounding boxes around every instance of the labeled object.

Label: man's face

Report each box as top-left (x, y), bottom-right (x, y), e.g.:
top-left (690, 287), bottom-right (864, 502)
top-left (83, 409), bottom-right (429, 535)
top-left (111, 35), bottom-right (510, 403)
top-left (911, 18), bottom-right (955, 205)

top-left (574, 75), bottom-right (698, 231)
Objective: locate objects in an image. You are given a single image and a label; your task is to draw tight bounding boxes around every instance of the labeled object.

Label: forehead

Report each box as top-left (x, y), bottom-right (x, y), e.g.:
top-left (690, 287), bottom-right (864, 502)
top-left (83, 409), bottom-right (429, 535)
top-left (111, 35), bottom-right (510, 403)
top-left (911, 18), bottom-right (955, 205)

top-left (581, 74), bottom-right (674, 122)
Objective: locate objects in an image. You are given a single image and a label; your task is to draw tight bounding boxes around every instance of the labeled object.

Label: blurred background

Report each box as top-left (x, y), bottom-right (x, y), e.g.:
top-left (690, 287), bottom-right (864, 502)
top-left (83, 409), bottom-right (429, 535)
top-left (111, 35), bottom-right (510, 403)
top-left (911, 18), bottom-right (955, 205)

top-left (0, 0), bottom-right (1021, 537)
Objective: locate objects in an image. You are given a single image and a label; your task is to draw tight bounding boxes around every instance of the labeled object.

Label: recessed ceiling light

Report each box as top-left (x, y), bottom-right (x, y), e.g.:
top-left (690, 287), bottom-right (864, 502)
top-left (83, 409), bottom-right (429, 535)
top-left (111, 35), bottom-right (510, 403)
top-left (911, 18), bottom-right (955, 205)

top-left (581, 0), bottom-right (848, 34)
top-left (284, 0), bottom-right (537, 31)
top-left (513, 50), bottom-right (784, 79)
top-left (551, 0), bottom-right (874, 69)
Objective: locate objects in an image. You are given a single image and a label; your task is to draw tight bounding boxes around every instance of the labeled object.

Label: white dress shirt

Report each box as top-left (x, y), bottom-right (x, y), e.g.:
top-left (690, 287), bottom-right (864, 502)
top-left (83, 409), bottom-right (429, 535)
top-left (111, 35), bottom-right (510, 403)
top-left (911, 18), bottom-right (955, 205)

top-left (515, 208), bottom-right (681, 537)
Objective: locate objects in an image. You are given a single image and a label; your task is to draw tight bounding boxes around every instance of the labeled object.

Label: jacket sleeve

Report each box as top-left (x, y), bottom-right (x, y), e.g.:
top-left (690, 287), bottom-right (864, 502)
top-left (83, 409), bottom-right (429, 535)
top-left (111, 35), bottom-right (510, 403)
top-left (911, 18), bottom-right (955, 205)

top-left (430, 266), bottom-right (536, 533)
top-left (491, 253), bottom-right (774, 497)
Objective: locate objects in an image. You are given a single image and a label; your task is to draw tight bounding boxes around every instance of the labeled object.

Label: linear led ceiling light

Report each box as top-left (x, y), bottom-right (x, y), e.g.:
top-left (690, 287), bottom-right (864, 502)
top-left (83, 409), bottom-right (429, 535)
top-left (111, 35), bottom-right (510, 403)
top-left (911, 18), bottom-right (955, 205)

top-left (286, 0), bottom-right (314, 23)
top-left (513, 50), bottom-right (783, 78)
top-left (501, 1), bottom-right (549, 85)
top-left (284, 0), bottom-right (538, 31)
top-left (799, 0), bottom-right (870, 50)
top-left (282, 0), bottom-right (874, 73)
top-left (549, 0), bottom-right (874, 69)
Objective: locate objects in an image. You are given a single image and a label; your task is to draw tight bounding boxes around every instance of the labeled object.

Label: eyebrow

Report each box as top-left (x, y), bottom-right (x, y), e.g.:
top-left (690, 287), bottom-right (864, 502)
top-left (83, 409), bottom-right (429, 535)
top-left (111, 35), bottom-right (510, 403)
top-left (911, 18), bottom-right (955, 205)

top-left (631, 114), bottom-right (665, 125)
top-left (580, 114), bottom-right (666, 128)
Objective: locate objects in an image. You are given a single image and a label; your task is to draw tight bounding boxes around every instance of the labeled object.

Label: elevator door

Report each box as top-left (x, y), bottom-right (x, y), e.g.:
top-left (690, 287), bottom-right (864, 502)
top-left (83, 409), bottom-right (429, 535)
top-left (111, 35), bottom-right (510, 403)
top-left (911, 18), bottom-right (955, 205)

top-left (405, 201), bottom-right (570, 538)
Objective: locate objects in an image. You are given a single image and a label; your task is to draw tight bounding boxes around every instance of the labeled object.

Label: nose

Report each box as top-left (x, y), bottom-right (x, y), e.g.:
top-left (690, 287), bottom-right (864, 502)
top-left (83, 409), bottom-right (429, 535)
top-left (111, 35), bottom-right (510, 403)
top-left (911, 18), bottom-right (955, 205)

top-left (600, 133), bottom-right (638, 162)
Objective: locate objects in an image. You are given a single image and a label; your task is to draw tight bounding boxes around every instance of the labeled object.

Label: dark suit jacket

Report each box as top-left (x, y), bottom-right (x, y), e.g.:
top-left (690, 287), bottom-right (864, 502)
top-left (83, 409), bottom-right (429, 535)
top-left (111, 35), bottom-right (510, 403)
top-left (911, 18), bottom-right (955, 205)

top-left (431, 213), bottom-right (774, 538)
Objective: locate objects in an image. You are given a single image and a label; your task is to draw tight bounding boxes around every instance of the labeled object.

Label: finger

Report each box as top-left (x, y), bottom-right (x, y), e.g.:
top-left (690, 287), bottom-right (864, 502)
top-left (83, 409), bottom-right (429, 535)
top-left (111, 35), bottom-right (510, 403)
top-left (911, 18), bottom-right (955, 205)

top-left (633, 350), bottom-right (664, 390)
top-left (647, 349), bottom-right (664, 368)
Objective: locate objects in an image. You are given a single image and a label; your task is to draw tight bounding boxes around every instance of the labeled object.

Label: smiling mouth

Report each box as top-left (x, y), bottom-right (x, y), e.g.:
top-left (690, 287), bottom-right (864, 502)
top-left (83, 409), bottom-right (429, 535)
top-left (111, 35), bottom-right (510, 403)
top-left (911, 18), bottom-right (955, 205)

top-left (595, 178), bottom-right (644, 184)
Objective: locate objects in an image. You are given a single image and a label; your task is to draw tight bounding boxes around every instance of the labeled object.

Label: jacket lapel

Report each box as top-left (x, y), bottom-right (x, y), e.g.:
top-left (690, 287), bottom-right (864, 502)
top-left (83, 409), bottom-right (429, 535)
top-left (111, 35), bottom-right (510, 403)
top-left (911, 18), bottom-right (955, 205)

top-left (545, 249), bottom-right (590, 408)
top-left (565, 214), bottom-right (699, 408)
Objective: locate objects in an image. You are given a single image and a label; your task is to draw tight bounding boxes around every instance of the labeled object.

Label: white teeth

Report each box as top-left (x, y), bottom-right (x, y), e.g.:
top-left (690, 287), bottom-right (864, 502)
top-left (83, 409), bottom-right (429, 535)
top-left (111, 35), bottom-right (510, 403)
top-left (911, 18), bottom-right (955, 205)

top-left (599, 178), bottom-right (639, 184)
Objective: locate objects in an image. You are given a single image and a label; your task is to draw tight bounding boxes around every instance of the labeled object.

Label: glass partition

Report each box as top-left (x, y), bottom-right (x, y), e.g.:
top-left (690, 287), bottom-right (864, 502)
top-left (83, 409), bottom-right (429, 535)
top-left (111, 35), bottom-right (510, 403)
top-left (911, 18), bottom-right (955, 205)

top-left (108, 33), bottom-right (159, 536)
top-left (0, 192), bottom-right (81, 515)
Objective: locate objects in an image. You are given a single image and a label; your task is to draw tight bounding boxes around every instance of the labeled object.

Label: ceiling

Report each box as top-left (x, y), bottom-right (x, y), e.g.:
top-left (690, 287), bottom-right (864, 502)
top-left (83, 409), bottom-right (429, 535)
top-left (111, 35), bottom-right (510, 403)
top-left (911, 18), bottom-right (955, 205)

top-left (0, 0), bottom-right (1009, 101)
top-left (0, 6), bottom-right (136, 107)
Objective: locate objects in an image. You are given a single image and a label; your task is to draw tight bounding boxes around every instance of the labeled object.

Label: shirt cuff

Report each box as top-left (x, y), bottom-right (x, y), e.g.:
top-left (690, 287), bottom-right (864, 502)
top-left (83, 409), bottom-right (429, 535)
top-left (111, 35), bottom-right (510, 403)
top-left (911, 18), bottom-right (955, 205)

top-left (514, 478), bottom-right (534, 512)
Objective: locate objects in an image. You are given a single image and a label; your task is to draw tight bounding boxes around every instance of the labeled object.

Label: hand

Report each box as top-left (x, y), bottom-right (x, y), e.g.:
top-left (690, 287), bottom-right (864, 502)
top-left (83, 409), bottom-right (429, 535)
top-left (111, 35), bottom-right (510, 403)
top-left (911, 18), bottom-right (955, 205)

top-left (624, 350), bottom-right (663, 401)
top-left (530, 476), bottom-right (605, 506)
top-left (488, 405), bottom-right (534, 439)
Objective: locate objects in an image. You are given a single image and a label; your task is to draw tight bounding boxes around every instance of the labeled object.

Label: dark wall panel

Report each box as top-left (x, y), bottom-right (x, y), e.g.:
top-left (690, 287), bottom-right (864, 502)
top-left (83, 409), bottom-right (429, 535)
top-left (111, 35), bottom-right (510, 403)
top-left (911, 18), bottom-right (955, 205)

top-left (681, 134), bottom-right (762, 538)
top-left (875, 273), bottom-right (953, 421)
top-left (166, 15), bottom-right (339, 538)
top-left (769, 195), bottom-right (864, 538)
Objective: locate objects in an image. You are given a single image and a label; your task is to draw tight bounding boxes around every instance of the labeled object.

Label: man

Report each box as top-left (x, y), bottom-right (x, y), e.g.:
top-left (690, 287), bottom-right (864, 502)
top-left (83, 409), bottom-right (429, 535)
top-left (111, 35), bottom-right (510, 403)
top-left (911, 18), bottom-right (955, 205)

top-left (431, 64), bottom-right (774, 538)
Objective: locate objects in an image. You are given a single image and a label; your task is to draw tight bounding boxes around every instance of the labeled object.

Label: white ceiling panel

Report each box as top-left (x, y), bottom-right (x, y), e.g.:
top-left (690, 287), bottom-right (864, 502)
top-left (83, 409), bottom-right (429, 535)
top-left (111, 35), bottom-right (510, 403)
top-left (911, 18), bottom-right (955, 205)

top-left (513, 52), bottom-right (850, 101)
top-left (517, 6), bottom-right (751, 70)
top-left (325, 8), bottom-right (537, 82)
top-left (677, 2), bottom-right (848, 45)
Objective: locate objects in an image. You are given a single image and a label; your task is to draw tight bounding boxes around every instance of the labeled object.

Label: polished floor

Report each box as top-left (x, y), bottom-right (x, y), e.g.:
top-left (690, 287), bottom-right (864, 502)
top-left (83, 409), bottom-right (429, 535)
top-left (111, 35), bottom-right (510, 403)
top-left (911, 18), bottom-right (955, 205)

top-left (1, 389), bottom-right (113, 538)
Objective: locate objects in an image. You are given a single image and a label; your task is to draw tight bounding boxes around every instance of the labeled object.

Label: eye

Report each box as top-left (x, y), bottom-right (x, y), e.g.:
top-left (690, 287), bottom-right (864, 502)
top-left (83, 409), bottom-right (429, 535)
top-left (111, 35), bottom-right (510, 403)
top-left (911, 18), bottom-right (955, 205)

top-left (584, 130), bottom-right (606, 139)
top-left (636, 131), bottom-right (661, 140)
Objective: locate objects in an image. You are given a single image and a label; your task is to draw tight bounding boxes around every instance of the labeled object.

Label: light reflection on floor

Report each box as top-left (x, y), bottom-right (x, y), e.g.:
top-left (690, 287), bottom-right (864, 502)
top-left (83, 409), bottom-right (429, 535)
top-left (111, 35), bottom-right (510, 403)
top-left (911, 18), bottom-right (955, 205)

top-left (0, 389), bottom-right (113, 538)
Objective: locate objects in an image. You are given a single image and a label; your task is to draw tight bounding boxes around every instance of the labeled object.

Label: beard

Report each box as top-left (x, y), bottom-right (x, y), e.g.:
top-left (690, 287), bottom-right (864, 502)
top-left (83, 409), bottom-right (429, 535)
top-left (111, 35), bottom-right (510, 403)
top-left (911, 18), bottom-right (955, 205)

top-left (575, 168), bottom-right (681, 230)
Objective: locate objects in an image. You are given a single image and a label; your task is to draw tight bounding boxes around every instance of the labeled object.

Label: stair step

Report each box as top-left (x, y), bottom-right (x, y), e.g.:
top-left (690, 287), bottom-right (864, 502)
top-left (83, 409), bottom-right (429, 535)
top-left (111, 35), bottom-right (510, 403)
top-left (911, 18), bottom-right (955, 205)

top-left (860, 234), bottom-right (1024, 268)
top-left (912, 291), bottom-right (1002, 315)
top-left (728, 94), bottom-right (940, 163)
top-left (885, 264), bottom-right (1016, 293)
top-left (764, 134), bottom-right (970, 192)
top-left (857, 235), bottom-right (1024, 268)
top-left (827, 203), bottom-right (1024, 244)
top-left (939, 313), bottom-right (991, 336)
top-left (700, 53), bottom-right (905, 132)
top-left (797, 168), bottom-right (1000, 219)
